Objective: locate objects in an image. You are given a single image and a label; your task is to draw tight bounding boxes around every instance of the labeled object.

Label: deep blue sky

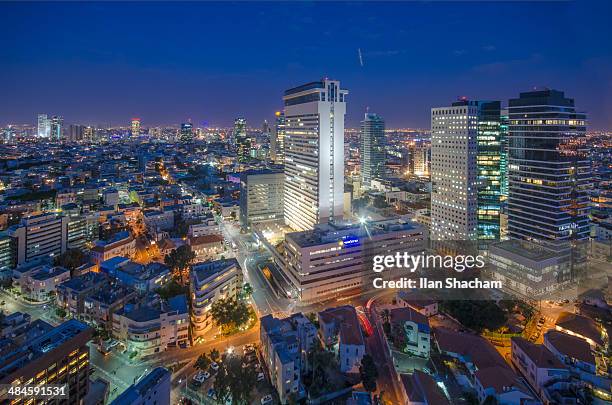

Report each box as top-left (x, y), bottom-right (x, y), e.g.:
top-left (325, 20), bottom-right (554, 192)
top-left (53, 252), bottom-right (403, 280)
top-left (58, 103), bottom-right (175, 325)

top-left (1, 1), bottom-right (611, 129)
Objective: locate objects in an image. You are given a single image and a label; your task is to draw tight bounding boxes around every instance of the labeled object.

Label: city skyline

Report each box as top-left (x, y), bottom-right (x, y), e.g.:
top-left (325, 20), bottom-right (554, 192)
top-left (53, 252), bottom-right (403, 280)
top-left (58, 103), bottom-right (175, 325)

top-left (1, 1), bottom-right (612, 129)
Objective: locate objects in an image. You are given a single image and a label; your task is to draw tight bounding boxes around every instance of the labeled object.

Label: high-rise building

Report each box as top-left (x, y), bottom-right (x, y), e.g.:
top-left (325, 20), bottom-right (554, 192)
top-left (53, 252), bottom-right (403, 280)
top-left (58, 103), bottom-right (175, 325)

top-left (234, 117), bottom-right (250, 162)
top-left (180, 122), bottom-right (193, 142)
top-left (507, 89), bottom-right (590, 241)
top-left (430, 100), bottom-right (478, 240)
top-left (131, 118), bottom-right (141, 137)
top-left (68, 124), bottom-right (85, 143)
top-left (270, 111), bottom-right (286, 164)
top-left (500, 108), bottom-right (509, 200)
top-left (283, 79), bottom-right (348, 231)
top-left (37, 114), bottom-right (51, 138)
top-left (410, 142), bottom-right (431, 177)
top-left (0, 319), bottom-right (93, 402)
top-left (360, 112), bottom-right (386, 188)
top-left (476, 100), bottom-right (503, 241)
top-left (50, 115), bottom-right (63, 140)
top-left (83, 126), bottom-right (94, 142)
top-left (239, 169), bottom-right (284, 229)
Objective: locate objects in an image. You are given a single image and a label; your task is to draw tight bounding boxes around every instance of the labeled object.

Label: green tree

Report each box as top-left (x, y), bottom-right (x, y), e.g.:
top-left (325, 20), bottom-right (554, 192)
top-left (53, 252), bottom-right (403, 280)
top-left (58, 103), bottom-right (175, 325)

top-left (217, 355), bottom-right (257, 404)
top-left (209, 348), bottom-right (220, 363)
top-left (56, 308), bottom-right (67, 319)
top-left (210, 297), bottom-right (251, 334)
top-left (155, 280), bottom-right (187, 300)
top-left (53, 248), bottom-right (87, 276)
top-left (164, 245), bottom-right (196, 284)
top-left (241, 282), bottom-right (253, 299)
top-left (195, 353), bottom-right (211, 371)
top-left (360, 354), bottom-right (379, 392)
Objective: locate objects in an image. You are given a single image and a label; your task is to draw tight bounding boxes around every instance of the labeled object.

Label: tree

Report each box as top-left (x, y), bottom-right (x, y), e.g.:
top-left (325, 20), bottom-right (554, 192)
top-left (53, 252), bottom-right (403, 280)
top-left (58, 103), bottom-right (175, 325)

top-left (195, 353), bottom-right (212, 371)
top-left (305, 340), bottom-right (337, 396)
top-left (381, 309), bottom-right (392, 336)
top-left (217, 355), bottom-right (257, 404)
top-left (210, 297), bottom-right (251, 334)
top-left (360, 354), bottom-right (379, 392)
top-left (441, 300), bottom-right (507, 332)
top-left (53, 248), bottom-right (87, 276)
top-left (164, 245), bottom-right (196, 284)
top-left (240, 282), bottom-right (253, 299)
top-left (209, 348), bottom-right (220, 363)
top-left (155, 280), bottom-right (187, 300)
top-left (56, 308), bottom-right (67, 319)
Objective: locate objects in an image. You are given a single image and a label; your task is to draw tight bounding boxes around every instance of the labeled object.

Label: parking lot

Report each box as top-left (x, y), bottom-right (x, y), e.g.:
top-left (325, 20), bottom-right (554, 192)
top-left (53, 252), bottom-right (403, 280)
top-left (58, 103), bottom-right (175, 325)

top-left (178, 344), bottom-right (278, 405)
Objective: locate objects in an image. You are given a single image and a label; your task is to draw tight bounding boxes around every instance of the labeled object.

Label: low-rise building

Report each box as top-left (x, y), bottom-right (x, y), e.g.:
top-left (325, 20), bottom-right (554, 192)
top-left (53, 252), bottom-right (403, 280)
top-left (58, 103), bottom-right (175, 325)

top-left (188, 234), bottom-right (224, 262)
top-left (510, 336), bottom-right (569, 397)
top-left (112, 295), bottom-right (189, 358)
top-left (90, 231), bottom-right (136, 264)
top-left (318, 305), bottom-right (366, 373)
top-left (400, 370), bottom-right (450, 405)
top-left (389, 307), bottom-right (430, 358)
top-left (21, 265), bottom-right (70, 301)
top-left (56, 272), bottom-right (108, 317)
top-left (0, 312), bottom-right (31, 339)
top-left (555, 311), bottom-right (607, 349)
top-left (144, 209), bottom-right (174, 232)
top-left (260, 313), bottom-right (317, 404)
top-left (100, 257), bottom-right (171, 294)
top-left (84, 286), bottom-right (138, 329)
top-left (396, 290), bottom-right (438, 317)
top-left (109, 367), bottom-right (170, 405)
top-left (190, 258), bottom-right (243, 341)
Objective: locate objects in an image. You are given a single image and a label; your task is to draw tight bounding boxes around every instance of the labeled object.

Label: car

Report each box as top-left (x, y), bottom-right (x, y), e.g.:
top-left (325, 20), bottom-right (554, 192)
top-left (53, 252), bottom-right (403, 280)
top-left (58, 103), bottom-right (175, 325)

top-left (210, 362), bottom-right (219, 371)
top-left (261, 394), bottom-right (273, 405)
top-left (207, 388), bottom-right (217, 400)
top-left (192, 371), bottom-right (210, 385)
top-left (257, 372), bottom-right (265, 382)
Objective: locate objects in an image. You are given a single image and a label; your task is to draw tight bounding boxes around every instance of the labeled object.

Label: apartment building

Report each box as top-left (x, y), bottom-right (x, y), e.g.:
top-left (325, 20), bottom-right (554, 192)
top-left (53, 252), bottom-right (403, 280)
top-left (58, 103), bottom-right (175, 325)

top-left (0, 319), bottom-right (93, 405)
top-left (90, 231), bottom-right (136, 264)
top-left (260, 313), bottom-right (317, 404)
top-left (389, 307), bottom-right (430, 358)
top-left (190, 258), bottom-right (243, 340)
top-left (8, 213), bottom-right (68, 266)
top-left (318, 306), bottom-right (365, 373)
top-left (113, 295), bottom-right (189, 358)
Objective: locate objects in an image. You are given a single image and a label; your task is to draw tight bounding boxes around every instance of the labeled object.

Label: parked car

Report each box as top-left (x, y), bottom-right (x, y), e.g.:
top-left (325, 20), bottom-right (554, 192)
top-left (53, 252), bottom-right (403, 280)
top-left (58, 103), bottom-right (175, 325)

top-left (207, 388), bottom-right (217, 400)
top-left (261, 394), bottom-right (273, 405)
top-left (257, 372), bottom-right (265, 382)
top-left (210, 362), bottom-right (219, 372)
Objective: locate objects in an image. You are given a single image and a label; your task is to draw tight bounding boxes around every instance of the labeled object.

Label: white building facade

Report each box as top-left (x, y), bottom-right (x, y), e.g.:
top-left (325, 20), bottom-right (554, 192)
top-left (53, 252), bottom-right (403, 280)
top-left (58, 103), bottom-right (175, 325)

top-left (430, 102), bottom-right (478, 240)
top-left (283, 79), bottom-right (347, 231)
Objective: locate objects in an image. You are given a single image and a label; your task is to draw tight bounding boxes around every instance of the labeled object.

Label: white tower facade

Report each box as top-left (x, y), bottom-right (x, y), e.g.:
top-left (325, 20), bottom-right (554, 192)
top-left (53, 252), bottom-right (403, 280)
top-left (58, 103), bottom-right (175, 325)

top-left (283, 79), bottom-right (348, 231)
top-left (430, 102), bottom-right (478, 240)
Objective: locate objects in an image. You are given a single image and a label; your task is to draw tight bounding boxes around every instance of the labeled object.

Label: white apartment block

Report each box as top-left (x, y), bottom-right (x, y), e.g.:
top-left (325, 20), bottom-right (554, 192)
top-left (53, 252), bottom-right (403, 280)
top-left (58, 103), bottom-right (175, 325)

top-left (430, 102), bottom-right (478, 240)
top-left (283, 79), bottom-right (347, 231)
top-left (277, 218), bottom-right (426, 303)
top-left (189, 258), bottom-right (243, 341)
top-left (112, 296), bottom-right (189, 358)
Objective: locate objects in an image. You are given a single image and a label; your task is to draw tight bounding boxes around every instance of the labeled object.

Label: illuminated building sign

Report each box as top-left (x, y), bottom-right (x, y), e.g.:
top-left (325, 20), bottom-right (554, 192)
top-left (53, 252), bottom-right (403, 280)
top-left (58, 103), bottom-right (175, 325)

top-left (339, 235), bottom-right (360, 248)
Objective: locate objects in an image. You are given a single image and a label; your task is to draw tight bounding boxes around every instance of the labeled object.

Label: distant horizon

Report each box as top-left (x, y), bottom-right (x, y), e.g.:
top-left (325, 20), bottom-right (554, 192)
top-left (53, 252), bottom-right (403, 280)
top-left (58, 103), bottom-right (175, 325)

top-left (1, 1), bottom-right (611, 129)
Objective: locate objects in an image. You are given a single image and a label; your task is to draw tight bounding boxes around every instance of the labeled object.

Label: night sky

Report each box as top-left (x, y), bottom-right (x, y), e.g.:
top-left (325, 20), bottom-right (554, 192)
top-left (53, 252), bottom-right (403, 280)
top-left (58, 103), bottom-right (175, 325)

top-left (1, 1), bottom-right (611, 129)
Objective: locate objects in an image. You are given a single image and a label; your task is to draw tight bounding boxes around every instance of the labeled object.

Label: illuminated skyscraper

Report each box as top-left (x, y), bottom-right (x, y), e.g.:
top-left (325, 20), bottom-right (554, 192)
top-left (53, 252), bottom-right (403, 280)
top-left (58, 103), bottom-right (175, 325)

top-left (508, 89), bottom-right (590, 241)
top-left (234, 117), bottom-right (250, 162)
top-left (283, 79), bottom-right (347, 231)
top-left (270, 111), bottom-right (286, 164)
top-left (37, 114), bottom-right (50, 138)
top-left (360, 112), bottom-right (386, 188)
top-left (131, 118), bottom-right (141, 137)
top-left (431, 100), bottom-right (478, 240)
top-left (476, 100), bottom-right (503, 240)
top-left (50, 115), bottom-right (63, 140)
top-left (180, 122), bottom-right (193, 142)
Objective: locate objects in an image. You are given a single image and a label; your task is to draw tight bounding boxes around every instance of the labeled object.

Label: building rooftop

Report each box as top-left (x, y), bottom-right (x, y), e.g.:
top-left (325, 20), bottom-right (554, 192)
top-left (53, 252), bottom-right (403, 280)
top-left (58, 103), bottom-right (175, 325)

top-left (544, 330), bottom-right (595, 365)
top-left (110, 367), bottom-right (170, 405)
top-left (401, 370), bottom-right (450, 405)
top-left (512, 337), bottom-right (566, 369)
top-left (191, 258), bottom-right (239, 284)
top-left (390, 307), bottom-right (430, 333)
top-left (555, 312), bottom-right (604, 347)
top-left (318, 305), bottom-right (365, 346)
